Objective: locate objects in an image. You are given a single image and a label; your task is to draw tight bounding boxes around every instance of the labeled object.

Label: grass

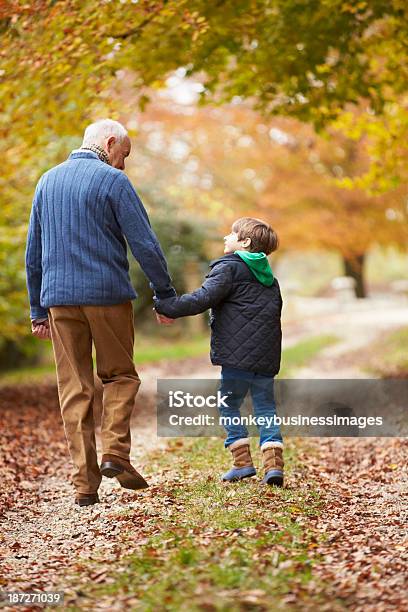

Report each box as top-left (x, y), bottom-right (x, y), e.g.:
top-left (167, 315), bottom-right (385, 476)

top-left (0, 334), bottom-right (209, 386)
top-left (363, 326), bottom-right (408, 377)
top-left (61, 438), bottom-right (340, 612)
top-left (134, 334), bottom-right (209, 363)
top-left (0, 363), bottom-right (57, 385)
top-left (0, 333), bottom-right (338, 387)
top-left (279, 335), bottom-right (338, 377)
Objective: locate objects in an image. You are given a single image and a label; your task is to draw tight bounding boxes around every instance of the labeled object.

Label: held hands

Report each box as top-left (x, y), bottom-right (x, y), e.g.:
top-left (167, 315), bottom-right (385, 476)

top-left (31, 319), bottom-right (51, 340)
top-left (153, 309), bottom-right (175, 326)
top-left (153, 295), bottom-right (175, 325)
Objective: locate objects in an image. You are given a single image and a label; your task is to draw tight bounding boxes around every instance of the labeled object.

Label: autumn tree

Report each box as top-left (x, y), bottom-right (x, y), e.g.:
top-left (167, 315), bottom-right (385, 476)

top-left (0, 0), bottom-right (407, 338)
top-left (126, 97), bottom-right (407, 297)
top-left (1, 0), bottom-right (407, 174)
top-left (258, 123), bottom-right (408, 297)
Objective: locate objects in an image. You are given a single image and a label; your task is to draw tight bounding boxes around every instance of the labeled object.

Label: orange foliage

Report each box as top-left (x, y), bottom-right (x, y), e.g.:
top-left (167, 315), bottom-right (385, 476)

top-left (124, 94), bottom-right (407, 260)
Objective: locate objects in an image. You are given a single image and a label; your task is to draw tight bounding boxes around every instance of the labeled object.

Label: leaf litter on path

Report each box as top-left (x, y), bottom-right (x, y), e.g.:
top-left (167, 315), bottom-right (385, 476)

top-left (0, 363), bottom-right (407, 610)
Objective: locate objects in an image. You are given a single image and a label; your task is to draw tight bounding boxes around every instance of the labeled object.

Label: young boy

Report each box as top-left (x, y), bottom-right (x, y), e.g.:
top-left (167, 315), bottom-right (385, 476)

top-left (154, 217), bottom-right (284, 486)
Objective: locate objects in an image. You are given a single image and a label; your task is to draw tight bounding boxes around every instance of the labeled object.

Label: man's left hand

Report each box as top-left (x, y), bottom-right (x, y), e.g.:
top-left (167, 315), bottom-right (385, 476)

top-left (31, 320), bottom-right (51, 340)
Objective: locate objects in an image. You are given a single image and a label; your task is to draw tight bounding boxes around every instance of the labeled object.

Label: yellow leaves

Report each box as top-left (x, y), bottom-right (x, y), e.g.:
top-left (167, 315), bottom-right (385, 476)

top-left (341, 1), bottom-right (367, 13)
top-left (318, 106), bottom-right (331, 116)
top-left (336, 176), bottom-right (355, 190)
top-left (315, 64), bottom-right (331, 74)
top-left (150, 79), bottom-right (165, 89)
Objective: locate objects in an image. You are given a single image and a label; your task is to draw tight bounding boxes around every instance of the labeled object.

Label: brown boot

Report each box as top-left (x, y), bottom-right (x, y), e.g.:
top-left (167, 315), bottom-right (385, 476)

top-left (100, 454), bottom-right (148, 490)
top-left (261, 442), bottom-right (284, 486)
top-left (222, 438), bottom-right (256, 482)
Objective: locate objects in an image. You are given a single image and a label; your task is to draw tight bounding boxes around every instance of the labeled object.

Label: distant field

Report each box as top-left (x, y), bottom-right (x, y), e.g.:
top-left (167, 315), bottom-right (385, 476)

top-left (0, 333), bottom-right (338, 386)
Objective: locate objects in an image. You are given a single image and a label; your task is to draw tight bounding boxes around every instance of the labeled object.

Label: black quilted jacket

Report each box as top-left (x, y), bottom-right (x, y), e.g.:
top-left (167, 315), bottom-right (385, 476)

top-left (154, 253), bottom-right (282, 375)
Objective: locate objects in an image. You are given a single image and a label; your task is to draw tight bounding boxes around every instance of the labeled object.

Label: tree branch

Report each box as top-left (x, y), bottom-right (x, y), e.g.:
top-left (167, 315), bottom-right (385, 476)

top-left (110, 0), bottom-right (168, 39)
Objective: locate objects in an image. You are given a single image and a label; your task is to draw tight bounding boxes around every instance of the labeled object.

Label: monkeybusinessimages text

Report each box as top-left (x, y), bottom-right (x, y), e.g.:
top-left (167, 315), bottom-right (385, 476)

top-left (166, 390), bottom-right (383, 430)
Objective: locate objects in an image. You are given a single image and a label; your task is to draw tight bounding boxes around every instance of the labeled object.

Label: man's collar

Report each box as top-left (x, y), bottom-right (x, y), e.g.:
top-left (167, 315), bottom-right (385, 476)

top-left (69, 145), bottom-right (111, 165)
top-left (70, 149), bottom-right (98, 159)
top-left (81, 144), bottom-right (110, 164)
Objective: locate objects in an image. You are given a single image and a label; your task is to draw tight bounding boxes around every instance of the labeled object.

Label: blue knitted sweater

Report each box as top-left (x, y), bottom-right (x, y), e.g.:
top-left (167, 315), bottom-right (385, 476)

top-left (25, 150), bottom-right (176, 320)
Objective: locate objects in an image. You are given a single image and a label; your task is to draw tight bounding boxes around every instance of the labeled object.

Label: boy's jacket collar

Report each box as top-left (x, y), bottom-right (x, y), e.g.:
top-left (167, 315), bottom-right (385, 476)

top-left (209, 252), bottom-right (274, 287)
top-left (209, 253), bottom-right (242, 268)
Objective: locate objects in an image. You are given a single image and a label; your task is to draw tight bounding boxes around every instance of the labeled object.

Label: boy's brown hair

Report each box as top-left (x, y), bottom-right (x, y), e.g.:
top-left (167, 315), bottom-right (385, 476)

top-left (232, 217), bottom-right (279, 255)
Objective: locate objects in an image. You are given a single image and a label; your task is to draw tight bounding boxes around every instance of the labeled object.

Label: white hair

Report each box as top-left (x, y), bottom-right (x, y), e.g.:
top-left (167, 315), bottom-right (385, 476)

top-left (82, 119), bottom-right (128, 147)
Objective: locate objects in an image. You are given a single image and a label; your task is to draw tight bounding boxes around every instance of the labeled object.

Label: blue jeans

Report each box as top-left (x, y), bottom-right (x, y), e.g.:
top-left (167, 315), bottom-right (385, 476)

top-left (219, 366), bottom-right (283, 448)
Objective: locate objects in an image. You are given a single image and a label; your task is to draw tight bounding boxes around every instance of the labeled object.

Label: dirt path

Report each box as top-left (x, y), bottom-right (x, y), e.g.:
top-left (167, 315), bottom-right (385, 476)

top-left (1, 386), bottom-right (406, 610)
top-left (0, 357), bottom-right (213, 601)
top-left (287, 298), bottom-right (408, 378)
top-left (1, 300), bottom-right (407, 610)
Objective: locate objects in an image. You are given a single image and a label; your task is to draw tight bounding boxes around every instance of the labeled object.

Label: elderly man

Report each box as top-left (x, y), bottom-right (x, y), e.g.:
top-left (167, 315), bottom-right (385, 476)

top-left (25, 119), bottom-right (175, 507)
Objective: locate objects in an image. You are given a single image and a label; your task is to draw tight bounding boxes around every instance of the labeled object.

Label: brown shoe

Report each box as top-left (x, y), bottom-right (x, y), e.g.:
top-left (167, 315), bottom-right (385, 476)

top-left (75, 492), bottom-right (100, 507)
top-left (100, 454), bottom-right (149, 490)
top-left (222, 438), bottom-right (257, 481)
top-left (261, 442), bottom-right (284, 487)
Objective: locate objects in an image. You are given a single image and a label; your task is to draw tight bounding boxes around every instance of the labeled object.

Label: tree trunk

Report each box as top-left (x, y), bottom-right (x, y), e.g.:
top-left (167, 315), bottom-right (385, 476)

top-left (343, 254), bottom-right (366, 298)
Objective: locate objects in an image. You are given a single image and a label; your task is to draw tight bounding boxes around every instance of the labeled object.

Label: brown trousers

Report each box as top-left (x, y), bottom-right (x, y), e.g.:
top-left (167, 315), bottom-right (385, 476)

top-left (48, 301), bottom-right (140, 494)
